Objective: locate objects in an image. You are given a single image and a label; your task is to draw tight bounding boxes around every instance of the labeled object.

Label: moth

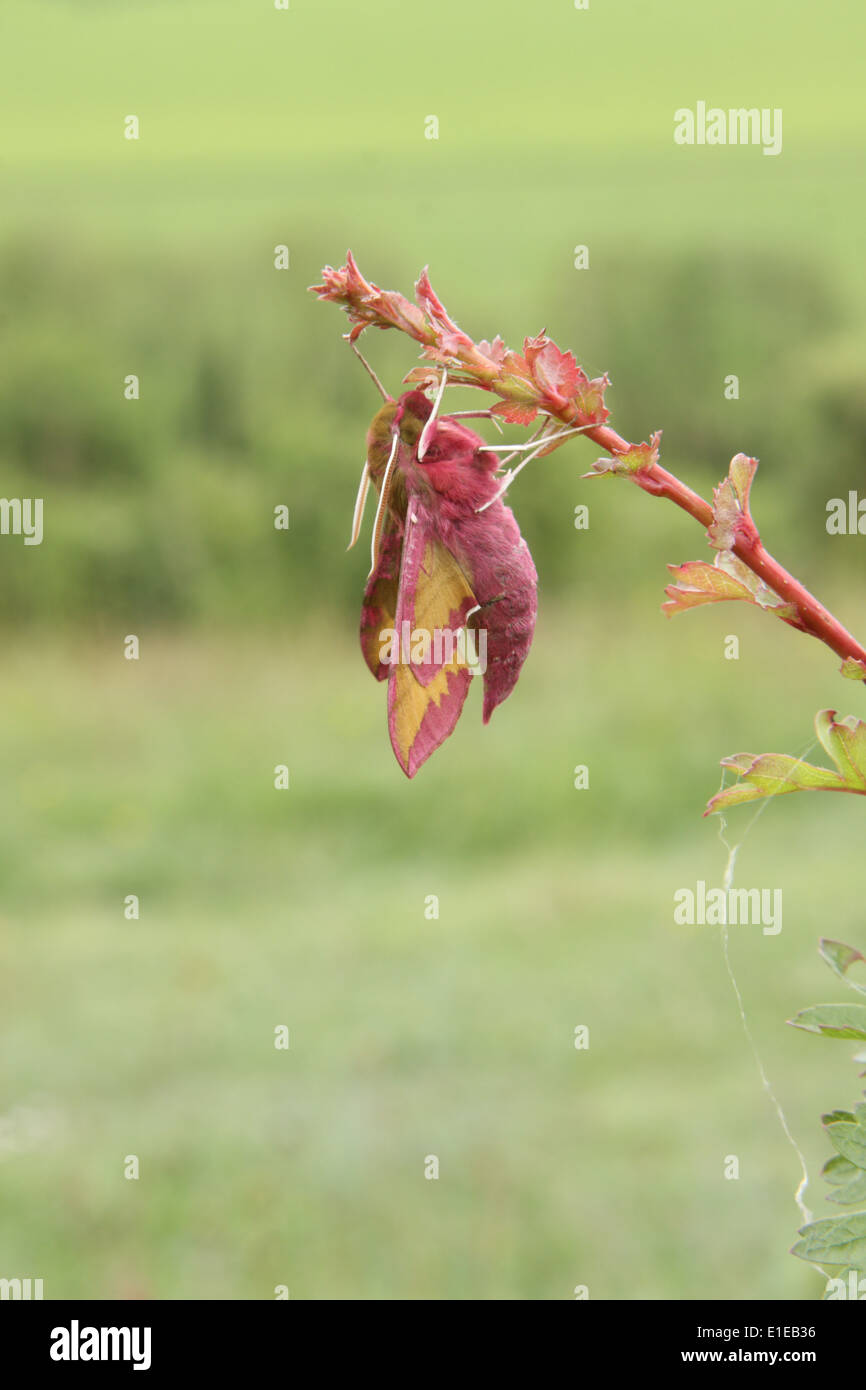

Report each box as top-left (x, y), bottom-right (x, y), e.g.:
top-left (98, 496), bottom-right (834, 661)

top-left (348, 370), bottom-right (539, 777)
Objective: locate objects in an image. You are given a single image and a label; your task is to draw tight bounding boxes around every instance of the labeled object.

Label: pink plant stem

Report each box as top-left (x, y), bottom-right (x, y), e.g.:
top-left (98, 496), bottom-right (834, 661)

top-left (732, 538), bottom-right (866, 668)
top-left (313, 260), bottom-right (866, 679)
top-left (580, 423), bottom-right (866, 673)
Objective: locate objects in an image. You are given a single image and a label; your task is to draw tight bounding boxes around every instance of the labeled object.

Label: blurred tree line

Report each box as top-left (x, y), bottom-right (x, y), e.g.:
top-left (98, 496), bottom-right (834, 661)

top-left (1, 234), bottom-right (862, 628)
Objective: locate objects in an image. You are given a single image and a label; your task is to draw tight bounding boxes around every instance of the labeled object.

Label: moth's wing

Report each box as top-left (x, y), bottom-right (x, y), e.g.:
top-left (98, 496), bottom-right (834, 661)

top-left (360, 512), bottom-right (403, 680)
top-left (387, 501), bottom-right (478, 778)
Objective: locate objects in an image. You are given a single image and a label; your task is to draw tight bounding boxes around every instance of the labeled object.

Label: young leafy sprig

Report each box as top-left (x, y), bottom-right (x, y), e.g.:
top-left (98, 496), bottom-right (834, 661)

top-left (312, 255), bottom-right (866, 809)
top-left (789, 937), bottom-right (866, 1290)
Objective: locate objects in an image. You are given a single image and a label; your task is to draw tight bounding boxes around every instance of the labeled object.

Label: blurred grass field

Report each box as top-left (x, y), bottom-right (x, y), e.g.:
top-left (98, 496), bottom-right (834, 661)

top-left (1, 0), bottom-right (865, 1299)
top-left (2, 614), bottom-right (866, 1299)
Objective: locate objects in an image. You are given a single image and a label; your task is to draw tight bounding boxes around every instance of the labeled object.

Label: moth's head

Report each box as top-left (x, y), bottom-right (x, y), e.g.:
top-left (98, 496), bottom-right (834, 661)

top-left (365, 400), bottom-right (399, 485)
top-left (353, 388), bottom-right (434, 558)
top-left (366, 390), bottom-right (434, 484)
top-left (393, 390), bottom-right (433, 450)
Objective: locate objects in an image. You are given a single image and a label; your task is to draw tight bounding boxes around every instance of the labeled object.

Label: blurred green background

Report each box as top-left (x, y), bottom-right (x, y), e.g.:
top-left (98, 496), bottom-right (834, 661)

top-left (1, 0), bottom-right (865, 1299)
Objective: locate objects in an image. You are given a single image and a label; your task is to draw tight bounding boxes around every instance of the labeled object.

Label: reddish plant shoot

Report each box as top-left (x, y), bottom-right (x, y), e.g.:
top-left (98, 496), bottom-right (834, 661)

top-left (312, 255), bottom-right (866, 791)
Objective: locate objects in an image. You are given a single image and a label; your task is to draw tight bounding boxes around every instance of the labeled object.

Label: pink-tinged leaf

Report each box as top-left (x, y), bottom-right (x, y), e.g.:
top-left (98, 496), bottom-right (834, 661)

top-left (522, 331), bottom-right (548, 363)
top-left (818, 939), bottom-right (866, 997)
top-left (662, 559), bottom-right (759, 614)
top-left (708, 453), bottom-right (760, 550)
top-left (414, 267), bottom-right (474, 349)
top-left (310, 252), bottom-right (433, 344)
top-left (500, 350), bottom-right (534, 383)
top-left (572, 371), bottom-right (610, 425)
top-left (706, 753), bottom-right (849, 814)
top-left (414, 266), bottom-right (456, 328)
top-left (729, 452), bottom-right (758, 505)
top-left (705, 709), bottom-right (866, 815)
top-left (438, 330), bottom-right (473, 357)
top-left (490, 399), bottom-right (539, 425)
top-left (663, 553), bottom-right (803, 627)
top-left (314, 255), bottom-right (612, 427)
top-left (815, 710), bottom-right (866, 790)
top-left (585, 431), bottom-right (661, 480)
top-left (523, 334), bottom-right (581, 407)
top-left (403, 365), bottom-right (442, 387)
top-left (419, 345), bottom-right (463, 367)
top-left (476, 336), bottom-right (507, 365)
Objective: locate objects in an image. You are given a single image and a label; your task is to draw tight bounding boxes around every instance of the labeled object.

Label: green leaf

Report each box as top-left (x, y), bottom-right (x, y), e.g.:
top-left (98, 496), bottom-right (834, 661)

top-left (815, 710), bottom-right (866, 790)
top-left (819, 938), bottom-right (866, 996)
top-left (823, 1155), bottom-right (866, 1205)
top-left (840, 657), bottom-right (866, 681)
top-left (586, 431), bottom-right (660, 479)
top-left (791, 1211), bottom-right (866, 1271)
top-left (823, 1108), bottom-right (866, 1168)
top-left (663, 554), bottom-right (800, 623)
top-left (706, 709), bottom-right (866, 814)
top-left (787, 1004), bottom-right (866, 1041)
top-left (707, 752), bottom-right (848, 813)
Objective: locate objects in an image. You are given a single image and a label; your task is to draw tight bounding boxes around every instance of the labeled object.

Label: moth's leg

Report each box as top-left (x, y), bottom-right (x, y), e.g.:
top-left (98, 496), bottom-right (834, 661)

top-left (417, 370), bottom-right (448, 461)
top-left (459, 598), bottom-right (504, 674)
top-left (481, 422), bottom-right (592, 454)
top-left (476, 419), bottom-right (552, 478)
top-left (447, 410), bottom-right (504, 433)
top-left (475, 417), bottom-right (548, 471)
top-left (349, 338), bottom-right (391, 402)
top-left (474, 437), bottom-right (555, 512)
top-left (475, 424), bottom-right (598, 513)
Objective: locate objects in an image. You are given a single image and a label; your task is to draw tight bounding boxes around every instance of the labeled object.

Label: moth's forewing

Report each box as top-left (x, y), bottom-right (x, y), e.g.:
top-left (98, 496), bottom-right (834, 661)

top-left (396, 527), bottom-right (477, 688)
top-left (358, 401), bottom-right (404, 679)
top-left (360, 514), bottom-right (401, 680)
top-left (388, 660), bottom-right (471, 779)
top-left (386, 500), bottom-right (477, 777)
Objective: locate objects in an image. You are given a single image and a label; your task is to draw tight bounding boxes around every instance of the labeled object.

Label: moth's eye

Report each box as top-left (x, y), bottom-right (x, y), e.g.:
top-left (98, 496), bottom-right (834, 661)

top-left (399, 417), bottom-right (424, 448)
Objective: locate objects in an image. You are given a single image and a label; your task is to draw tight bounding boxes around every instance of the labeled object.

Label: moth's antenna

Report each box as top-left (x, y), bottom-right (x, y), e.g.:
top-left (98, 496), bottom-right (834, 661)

top-left (368, 430), bottom-right (400, 576)
top-left (349, 338), bottom-right (391, 402)
top-left (347, 462), bottom-right (371, 550)
top-left (417, 370), bottom-right (448, 461)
